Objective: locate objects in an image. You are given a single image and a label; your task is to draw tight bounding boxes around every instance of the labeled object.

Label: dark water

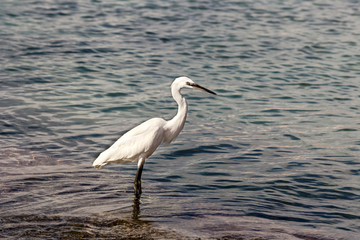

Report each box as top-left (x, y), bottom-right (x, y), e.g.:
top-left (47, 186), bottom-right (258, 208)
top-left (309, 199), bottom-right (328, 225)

top-left (1, 0), bottom-right (360, 239)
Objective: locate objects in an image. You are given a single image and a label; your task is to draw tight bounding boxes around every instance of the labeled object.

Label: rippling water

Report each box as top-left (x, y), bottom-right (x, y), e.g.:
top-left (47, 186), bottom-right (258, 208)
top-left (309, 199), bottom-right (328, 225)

top-left (1, 0), bottom-right (360, 239)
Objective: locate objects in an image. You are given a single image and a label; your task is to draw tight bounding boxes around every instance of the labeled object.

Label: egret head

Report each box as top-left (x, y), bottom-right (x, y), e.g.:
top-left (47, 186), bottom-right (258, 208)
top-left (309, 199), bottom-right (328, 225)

top-left (173, 76), bottom-right (217, 95)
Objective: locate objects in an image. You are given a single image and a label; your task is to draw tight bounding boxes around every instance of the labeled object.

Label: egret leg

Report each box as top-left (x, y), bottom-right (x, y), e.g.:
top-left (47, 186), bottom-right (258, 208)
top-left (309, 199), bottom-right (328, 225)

top-left (134, 157), bottom-right (145, 197)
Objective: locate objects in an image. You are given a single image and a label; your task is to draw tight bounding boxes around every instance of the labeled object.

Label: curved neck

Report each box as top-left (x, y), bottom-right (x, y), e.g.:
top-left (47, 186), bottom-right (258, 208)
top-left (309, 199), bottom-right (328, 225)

top-left (164, 88), bottom-right (188, 143)
top-left (171, 87), bottom-right (188, 124)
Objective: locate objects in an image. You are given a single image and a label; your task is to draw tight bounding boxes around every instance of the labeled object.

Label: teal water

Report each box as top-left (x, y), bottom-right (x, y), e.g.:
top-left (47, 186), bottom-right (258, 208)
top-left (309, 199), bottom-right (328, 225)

top-left (1, 0), bottom-right (360, 239)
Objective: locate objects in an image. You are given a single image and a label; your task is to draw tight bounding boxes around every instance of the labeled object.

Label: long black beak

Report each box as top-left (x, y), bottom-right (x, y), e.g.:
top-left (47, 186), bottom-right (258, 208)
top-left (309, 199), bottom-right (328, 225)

top-left (191, 83), bottom-right (217, 95)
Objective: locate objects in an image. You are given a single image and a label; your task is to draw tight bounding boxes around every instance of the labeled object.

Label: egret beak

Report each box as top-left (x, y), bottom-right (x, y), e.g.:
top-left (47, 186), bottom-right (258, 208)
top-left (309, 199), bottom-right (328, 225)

top-left (191, 83), bottom-right (217, 95)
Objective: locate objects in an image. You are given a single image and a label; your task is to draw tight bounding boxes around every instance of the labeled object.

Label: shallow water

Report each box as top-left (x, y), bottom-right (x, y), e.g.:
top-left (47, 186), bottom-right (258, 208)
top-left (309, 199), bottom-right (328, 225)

top-left (1, 0), bottom-right (360, 239)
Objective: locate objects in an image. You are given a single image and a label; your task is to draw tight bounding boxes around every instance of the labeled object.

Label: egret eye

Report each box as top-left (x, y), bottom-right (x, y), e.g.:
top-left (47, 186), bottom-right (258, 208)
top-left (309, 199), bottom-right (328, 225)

top-left (186, 82), bottom-right (191, 85)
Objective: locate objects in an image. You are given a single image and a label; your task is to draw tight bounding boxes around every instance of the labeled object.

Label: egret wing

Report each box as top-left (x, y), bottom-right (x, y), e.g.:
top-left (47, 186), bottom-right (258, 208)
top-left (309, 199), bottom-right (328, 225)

top-left (93, 118), bottom-right (166, 168)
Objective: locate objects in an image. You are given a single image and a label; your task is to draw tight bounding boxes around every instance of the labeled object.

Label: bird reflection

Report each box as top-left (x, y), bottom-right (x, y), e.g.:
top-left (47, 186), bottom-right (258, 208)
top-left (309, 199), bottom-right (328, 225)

top-left (132, 197), bottom-right (141, 220)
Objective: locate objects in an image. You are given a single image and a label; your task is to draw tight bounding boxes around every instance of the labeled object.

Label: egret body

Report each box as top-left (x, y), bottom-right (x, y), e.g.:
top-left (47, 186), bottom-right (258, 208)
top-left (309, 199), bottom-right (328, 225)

top-left (92, 76), bottom-right (216, 197)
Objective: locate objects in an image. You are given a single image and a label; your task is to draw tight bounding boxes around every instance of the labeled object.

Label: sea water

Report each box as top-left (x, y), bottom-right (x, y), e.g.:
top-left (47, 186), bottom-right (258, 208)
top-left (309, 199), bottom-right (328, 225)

top-left (1, 0), bottom-right (359, 239)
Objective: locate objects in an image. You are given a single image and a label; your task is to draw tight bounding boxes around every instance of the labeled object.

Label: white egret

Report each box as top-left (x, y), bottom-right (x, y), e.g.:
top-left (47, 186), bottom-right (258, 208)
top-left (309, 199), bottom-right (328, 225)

top-left (92, 76), bottom-right (216, 197)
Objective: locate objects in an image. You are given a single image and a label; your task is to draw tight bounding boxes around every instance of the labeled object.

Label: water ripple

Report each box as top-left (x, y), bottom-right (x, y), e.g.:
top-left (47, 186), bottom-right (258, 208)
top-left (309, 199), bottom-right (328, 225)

top-left (1, 0), bottom-right (360, 239)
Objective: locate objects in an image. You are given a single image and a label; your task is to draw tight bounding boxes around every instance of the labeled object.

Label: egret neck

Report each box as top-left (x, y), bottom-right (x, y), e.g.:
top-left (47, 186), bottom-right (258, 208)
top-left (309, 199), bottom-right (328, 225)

top-left (164, 83), bottom-right (188, 144)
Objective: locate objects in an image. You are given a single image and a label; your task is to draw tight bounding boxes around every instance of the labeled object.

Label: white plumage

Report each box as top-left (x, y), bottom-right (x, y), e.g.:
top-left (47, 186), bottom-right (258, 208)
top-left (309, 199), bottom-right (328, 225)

top-left (92, 76), bottom-right (216, 197)
top-left (93, 118), bottom-right (166, 167)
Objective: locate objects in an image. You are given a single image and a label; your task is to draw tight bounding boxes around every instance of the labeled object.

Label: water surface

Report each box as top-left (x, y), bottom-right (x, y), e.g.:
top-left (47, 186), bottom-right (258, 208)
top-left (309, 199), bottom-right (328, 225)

top-left (1, 0), bottom-right (360, 239)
